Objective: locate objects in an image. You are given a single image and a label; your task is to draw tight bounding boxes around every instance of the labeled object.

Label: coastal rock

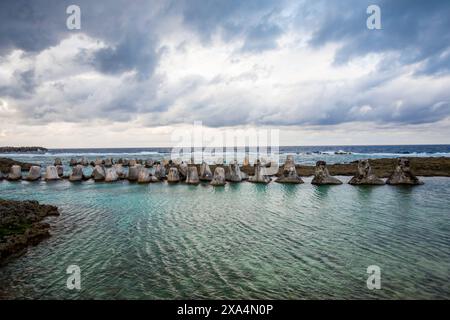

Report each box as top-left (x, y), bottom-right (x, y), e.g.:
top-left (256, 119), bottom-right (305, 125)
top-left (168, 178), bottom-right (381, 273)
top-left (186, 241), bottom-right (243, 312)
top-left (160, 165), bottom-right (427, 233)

top-left (0, 199), bottom-right (59, 264)
top-left (45, 166), bottom-right (60, 181)
top-left (386, 158), bottom-right (423, 185)
top-left (137, 168), bottom-right (151, 183)
top-left (7, 165), bottom-right (22, 181)
top-left (69, 165), bottom-right (84, 182)
top-left (92, 165), bottom-right (106, 181)
top-left (349, 159), bottom-right (384, 185)
top-left (167, 167), bottom-right (180, 183)
top-left (311, 161), bottom-right (343, 185)
top-left (104, 167), bottom-right (118, 182)
top-left (26, 166), bottom-right (41, 181)
top-left (226, 160), bottom-right (243, 182)
top-left (210, 167), bottom-right (226, 186)
top-left (54, 158), bottom-right (62, 166)
top-left (56, 165), bottom-right (64, 177)
top-left (199, 162), bottom-right (213, 181)
top-left (127, 165), bottom-right (142, 181)
top-left (185, 166), bottom-right (200, 185)
top-left (154, 163), bottom-right (166, 180)
top-left (249, 160), bottom-right (271, 184)
top-left (276, 155), bottom-right (304, 184)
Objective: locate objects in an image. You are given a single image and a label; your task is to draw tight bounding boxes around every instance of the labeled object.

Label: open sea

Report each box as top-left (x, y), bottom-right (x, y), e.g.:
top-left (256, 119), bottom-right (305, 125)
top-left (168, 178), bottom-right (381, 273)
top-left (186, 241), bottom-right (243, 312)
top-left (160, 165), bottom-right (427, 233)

top-left (0, 145), bottom-right (449, 299)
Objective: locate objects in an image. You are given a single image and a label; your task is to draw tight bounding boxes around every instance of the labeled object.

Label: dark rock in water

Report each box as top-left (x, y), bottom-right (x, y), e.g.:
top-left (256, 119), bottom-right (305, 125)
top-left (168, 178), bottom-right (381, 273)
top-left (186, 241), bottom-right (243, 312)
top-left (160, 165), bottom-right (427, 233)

top-left (0, 199), bottom-right (59, 264)
top-left (386, 158), bottom-right (423, 185)
top-left (186, 166), bottom-right (200, 185)
top-left (7, 165), bottom-right (22, 181)
top-left (167, 167), bottom-right (180, 183)
top-left (249, 160), bottom-right (271, 184)
top-left (210, 167), bottom-right (226, 186)
top-left (226, 160), bottom-right (243, 182)
top-left (92, 165), bottom-right (106, 181)
top-left (154, 163), bottom-right (166, 180)
top-left (45, 166), bottom-right (60, 181)
top-left (0, 157), bottom-right (36, 173)
top-left (26, 166), bottom-right (41, 181)
top-left (0, 171), bottom-right (3, 180)
top-left (69, 165), bottom-right (84, 182)
top-left (311, 161), bottom-right (342, 185)
top-left (54, 158), bottom-right (62, 166)
top-left (199, 162), bottom-right (213, 181)
top-left (276, 155), bottom-right (304, 184)
top-left (349, 159), bottom-right (384, 185)
top-left (0, 146), bottom-right (47, 153)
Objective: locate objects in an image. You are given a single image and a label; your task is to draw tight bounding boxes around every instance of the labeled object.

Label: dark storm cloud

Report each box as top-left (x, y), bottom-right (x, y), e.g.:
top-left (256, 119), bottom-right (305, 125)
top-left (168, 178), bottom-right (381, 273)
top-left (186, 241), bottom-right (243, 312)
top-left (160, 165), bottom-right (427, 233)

top-left (308, 0), bottom-right (450, 75)
top-left (0, 0), bottom-right (450, 129)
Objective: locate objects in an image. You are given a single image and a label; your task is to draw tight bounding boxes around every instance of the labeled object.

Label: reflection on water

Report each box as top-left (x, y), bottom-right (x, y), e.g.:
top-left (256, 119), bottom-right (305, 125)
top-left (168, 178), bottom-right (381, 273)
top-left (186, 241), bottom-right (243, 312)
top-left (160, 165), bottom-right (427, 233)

top-left (0, 177), bottom-right (449, 299)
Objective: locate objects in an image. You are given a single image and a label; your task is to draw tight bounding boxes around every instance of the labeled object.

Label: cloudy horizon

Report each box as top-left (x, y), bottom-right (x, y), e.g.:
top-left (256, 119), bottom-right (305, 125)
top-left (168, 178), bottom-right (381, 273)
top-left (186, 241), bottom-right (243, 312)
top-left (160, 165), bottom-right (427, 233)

top-left (1, 0), bottom-right (450, 148)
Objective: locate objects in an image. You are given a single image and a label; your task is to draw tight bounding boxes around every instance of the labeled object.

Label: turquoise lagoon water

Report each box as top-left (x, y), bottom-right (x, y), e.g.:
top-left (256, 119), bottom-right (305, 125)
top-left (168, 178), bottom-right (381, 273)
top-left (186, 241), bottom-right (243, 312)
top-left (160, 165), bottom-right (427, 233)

top-left (0, 177), bottom-right (449, 299)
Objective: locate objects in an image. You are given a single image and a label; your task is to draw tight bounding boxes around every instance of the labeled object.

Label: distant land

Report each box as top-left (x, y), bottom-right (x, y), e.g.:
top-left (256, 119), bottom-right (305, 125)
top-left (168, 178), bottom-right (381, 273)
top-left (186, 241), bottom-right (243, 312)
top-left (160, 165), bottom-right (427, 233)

top-left (0, 147), bottom-right (47, 153)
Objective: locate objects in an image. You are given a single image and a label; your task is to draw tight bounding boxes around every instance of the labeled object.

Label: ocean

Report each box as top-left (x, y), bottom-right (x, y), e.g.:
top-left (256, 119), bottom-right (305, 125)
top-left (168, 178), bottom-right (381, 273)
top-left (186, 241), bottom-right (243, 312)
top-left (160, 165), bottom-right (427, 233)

top-left (0, 145), bottom-right (449, 299)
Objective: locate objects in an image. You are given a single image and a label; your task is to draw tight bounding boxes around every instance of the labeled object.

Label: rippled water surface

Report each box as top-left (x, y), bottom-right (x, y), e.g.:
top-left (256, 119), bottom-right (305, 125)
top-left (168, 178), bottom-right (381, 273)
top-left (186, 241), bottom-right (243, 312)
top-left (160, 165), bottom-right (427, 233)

top-left (0, 177), bottom-right (449, 299)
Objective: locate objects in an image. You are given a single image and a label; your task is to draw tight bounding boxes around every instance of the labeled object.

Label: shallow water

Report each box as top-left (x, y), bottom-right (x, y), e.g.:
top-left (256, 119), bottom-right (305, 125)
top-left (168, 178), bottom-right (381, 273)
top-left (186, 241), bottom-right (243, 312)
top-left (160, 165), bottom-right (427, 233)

top-left (0, 177), bottom-right (449, 299)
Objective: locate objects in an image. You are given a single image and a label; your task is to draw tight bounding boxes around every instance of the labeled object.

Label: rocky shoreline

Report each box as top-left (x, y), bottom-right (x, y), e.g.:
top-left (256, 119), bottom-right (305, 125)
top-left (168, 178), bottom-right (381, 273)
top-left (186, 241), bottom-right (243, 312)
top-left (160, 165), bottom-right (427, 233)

top-left (0, 146), bottom-right (47, 153)
top-left (0, 199), bottom-right (59, 265)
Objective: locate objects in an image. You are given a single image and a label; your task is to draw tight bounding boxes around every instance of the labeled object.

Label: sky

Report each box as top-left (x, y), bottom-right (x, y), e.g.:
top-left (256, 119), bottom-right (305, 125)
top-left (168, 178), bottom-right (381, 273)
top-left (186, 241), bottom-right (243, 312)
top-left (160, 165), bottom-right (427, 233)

top-left (0, 0), bottom-right (450, 148)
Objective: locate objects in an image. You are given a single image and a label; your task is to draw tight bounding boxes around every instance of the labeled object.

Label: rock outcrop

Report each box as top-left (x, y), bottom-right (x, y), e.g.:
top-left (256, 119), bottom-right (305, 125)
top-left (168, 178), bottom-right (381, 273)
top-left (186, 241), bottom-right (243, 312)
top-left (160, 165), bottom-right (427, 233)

top-left (186, 166), bottom-right (200, 185)
top-left (386, 158), bottom-right (423, 185)
top-left (199, 162), bottom-right (213, 181)
top-left (167, 167), bottom-right (180, 183)
top-left (311, 161), bottom-right (342, 185)
top-left (210, 167), bottom-right (226, 186)
top-left (104, 167), bottom-right (118, 182)
top-left (26, 166), bottom-right (42, 181)
top-left (276, 155), bottom-right (304, 184)
top-left (0, 199), bottom-right (59, 264)
top-left (249, 160), bottom-right (271, 184)
top-left (45, 166), bottom-right (60, 181)
top-left (226, 160), bottom-right (243, 182)
top-left (92, 165), bottom-right (106, 181)
top-left (7, 165), bottom-right (22, 181)
top-left (349, 159), bottom-right (385, 185)
top-left (69, 165), bottom-right (84, 182)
